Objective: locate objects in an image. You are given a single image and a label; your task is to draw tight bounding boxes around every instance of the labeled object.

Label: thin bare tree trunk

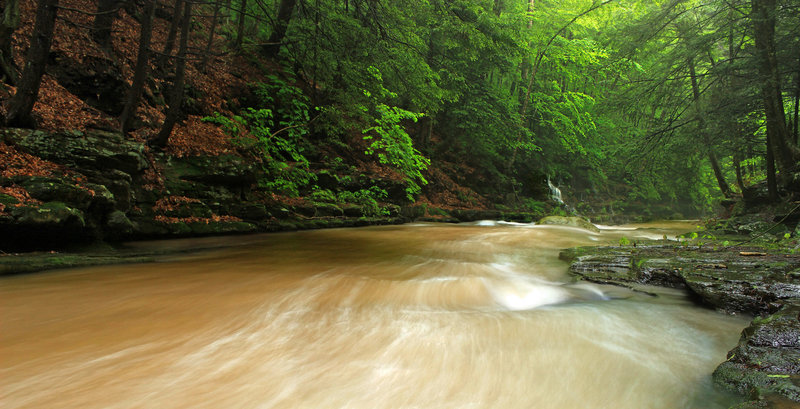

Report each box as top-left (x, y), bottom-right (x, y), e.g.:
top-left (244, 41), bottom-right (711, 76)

top-left (793, 52), bottom-right (799, 145)
top-left (92, 0), bottom-right (120, 50)
top-left (4, 0), bottom-right (59, 128)
top-left (688, 56), bottom-right (732, 197)
top-left (119, 0), bottom-right (156, 133)
top-left (235, 0), bottom-right (247, 48)
top-left (766, 132), bottom-right (778, 200)
top-left (0, 0), bottom-right (20, 85)
top-left (159, 0), bottom-right (183, 70)
top-left (263, 0), bottom-right (297, 59)
top-left (734, 151), bottom-right (745, 192)
top-left (752, 0), bottom-right (798, 177)
top-left (199, 0), bottom-right (220, 72)
top-left (152, 0), bottom-right (191, 148)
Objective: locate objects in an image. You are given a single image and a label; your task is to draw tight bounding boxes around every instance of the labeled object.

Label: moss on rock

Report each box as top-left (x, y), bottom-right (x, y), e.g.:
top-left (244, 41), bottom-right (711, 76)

top-left (538, 215), bottom-right (600, 232)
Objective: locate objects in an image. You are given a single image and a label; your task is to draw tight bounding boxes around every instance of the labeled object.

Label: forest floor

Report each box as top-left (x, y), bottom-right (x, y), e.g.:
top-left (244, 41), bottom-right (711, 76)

top-left (0, 0), bottom-right (494, 215)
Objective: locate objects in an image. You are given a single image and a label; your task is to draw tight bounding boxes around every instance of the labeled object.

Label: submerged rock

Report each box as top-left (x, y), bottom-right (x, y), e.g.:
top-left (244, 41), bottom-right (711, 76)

top-left (538, 215), bottom-right (599, 232)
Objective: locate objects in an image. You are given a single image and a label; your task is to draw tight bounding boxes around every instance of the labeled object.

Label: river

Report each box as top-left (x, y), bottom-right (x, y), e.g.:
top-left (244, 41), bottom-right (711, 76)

top-left (1, 221), bottom-right (748, 408)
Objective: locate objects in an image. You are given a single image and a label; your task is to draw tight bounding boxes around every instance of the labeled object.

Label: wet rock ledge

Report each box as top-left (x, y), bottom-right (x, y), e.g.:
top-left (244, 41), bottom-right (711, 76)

top-left (560, 245), bottom-right (800, 408)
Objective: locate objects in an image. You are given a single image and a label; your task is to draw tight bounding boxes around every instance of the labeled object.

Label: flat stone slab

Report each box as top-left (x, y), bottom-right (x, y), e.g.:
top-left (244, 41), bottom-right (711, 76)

top-left (561, 245), bottom-right (800, 315)
top-left (560, 244), bottom-right (800, 407)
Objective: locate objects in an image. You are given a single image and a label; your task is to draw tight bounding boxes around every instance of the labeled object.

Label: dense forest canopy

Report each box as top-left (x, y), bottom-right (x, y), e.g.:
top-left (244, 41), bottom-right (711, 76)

top-left (1, 0), bottom-right (799, 219)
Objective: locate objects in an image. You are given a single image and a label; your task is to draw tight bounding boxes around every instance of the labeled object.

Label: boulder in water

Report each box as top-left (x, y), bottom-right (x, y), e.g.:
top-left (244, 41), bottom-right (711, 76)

top-left (538, 216), bottom-right (599, 232)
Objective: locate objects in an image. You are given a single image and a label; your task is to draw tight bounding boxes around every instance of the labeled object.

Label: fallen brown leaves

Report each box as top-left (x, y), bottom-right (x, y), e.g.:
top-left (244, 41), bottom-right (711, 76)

top-left (0, 142), bottom-right (66, 178)
top-left (154, 195), bottom-right (201, 213)
top-left (3, 0), bottom-right (260, 160)
top-left (153, 195), bottom-right (243, 225)
top-left (154, 214), bottom-right (243, 225)
top-left (0, 142), bottom-right (96, 215)
top-left (0, 185), bottom-right (41, 203)
top-left (1, 1), bottom-right (486, 214)
top-left (417, 164), bottom-right (491, 210)
top-left (166, 116), bottom-right (235, 157)
top-left (32, 76), bottom-right (107, 131)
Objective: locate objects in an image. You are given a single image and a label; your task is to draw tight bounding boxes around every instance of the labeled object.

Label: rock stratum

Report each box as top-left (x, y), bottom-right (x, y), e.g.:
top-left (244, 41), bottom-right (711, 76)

top-left (560, 244), bottom-right (800, 408)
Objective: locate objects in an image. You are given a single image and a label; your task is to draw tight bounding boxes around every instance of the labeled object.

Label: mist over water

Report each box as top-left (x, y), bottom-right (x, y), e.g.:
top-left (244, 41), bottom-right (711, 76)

top-left (1, 221), bottom-right (747, 408)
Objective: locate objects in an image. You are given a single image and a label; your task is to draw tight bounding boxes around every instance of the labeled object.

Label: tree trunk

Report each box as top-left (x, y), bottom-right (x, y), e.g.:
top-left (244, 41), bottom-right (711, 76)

top-left (793, 51), bottom-right (799, 145)
top-left (199, 0), bottom-right (221, 72)
top-left (752, 0), bottom-right (798, 176)
top-left (235, 0), bottom-right (247, 48)
top-left (766, 132), bottom-right (778, 201)
top-left (119, 0), bottom-right (155, 134)
top-left (224, 0), bottom-right (232, 24)
top-left (159, 0), bottom-right (183, 70)
top-left (4, 0), bottom-right (58, 128)
top-left (519, 0), bottom-right (535, 86)
top-left (151, 0), bottom-right (191, 149)
top-left (708, 150), bottom-right (732, 198)
top-left (688, 56), bottom-right (732, 197)
top-left (92, 0), bottom-right (120, 50)
top-left (0, 0), bottom-right (20, 85)
top-left (262, 0), bottom-right (297, 59)
top-left (734, 151), bottom-right (745, 192)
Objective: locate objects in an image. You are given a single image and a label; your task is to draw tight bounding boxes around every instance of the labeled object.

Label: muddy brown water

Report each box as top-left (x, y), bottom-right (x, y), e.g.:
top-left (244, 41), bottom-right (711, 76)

top-left (1, 221), bottom-right (748, 408)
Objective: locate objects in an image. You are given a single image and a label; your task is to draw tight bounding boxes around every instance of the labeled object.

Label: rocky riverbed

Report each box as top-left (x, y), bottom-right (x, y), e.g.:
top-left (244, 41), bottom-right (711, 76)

top-left (560, 244), bottom-right (800, 408)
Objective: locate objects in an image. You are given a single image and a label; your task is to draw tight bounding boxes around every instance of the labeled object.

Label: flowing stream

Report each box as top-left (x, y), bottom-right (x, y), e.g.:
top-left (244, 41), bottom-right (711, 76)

top-left (1, 221), bottom-right (748, 408)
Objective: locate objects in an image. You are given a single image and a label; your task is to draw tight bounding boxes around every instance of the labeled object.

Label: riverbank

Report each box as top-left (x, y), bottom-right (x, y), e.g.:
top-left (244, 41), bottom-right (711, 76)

top-left (1, 127), bottom-right (549, 255)
top-left (560, 242), bottom-right (800, 408)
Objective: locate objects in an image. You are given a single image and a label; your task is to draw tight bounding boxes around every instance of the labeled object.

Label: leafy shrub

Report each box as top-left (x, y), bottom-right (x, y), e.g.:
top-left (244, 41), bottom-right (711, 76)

top-left (360, 67), bottom-right (430, 201)
top-left (310, 186), bottom-right (389, 217)
top-left (523, 199), bottom-right (546, 214)
top-left (204, 76), bottom-right (316, 196)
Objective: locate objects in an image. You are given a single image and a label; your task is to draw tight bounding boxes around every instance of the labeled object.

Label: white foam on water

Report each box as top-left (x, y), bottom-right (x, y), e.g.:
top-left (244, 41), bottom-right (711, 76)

top-left (595, 224), bottom-right (638, 231)
top-left (483, 277), bottom-right (572, 310)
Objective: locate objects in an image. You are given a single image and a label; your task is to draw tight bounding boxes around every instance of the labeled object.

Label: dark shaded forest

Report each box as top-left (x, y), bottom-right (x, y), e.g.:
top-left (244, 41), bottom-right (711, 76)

top-left (1, 0), bottom-right (799, 245)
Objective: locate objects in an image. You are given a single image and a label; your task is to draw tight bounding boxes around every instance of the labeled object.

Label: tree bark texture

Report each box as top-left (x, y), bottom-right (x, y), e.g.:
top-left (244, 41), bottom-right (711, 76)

top-left (766, 131), bottom-right (778, 201)
top-left (92, 0), bottom-right (121, 50)
top-left (751, 0), bottom-right (798, 176)
top-left (734, 151), bottom-right (745, 193)
top-left (0, 0), bottom-right (20, 85)
top-left (119, 0), bottom-right (155, 134)
top-left (152, 0), bottom-right (191, 148)
top-left (263, 0), bottom-right (297, 59)
top-left (793, 52), bottom-right (799, 145)
top-left (199, 0), bottom-right (221, 72)
top-left (235, 0), bottom-right (247, 48)
top-left (159, 0), bottom-right (183, 70)
top-left (4, 0), bottom-right (58, 128)
top-left (687, 57), bottom-right (732, 198)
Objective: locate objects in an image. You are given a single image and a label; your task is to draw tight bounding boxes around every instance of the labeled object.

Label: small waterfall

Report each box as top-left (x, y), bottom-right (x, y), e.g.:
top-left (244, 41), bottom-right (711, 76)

top-left (547, 178), bottom-right (565, 206)
top-left (548, 177), bottom-right (577, 215)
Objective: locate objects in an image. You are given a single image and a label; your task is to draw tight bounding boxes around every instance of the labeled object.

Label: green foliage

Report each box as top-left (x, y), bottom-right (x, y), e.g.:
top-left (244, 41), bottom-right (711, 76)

top-left (310, 186), bottom-right (390, 217)
top-left (522, 199), bottom-right (546, 214)
top-left (204, 76), bottom-right (316, 197)
top-left (216, 0), bottom-right (798, 216)
top-left (360, 67), bottom-right (430, 201)
top-left (619, 236), bottom-right (631, 246)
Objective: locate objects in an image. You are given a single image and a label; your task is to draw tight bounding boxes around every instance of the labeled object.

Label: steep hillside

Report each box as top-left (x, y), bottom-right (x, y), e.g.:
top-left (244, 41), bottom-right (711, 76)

top-left (0, 0), bottom-right (553, 251)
